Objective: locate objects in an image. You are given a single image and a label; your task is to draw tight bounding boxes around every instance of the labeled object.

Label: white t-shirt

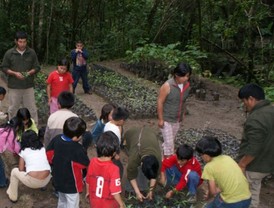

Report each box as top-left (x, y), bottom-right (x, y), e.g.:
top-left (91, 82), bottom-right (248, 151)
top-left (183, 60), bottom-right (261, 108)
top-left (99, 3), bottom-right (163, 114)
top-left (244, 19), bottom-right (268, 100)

top-left (104, 122), bottom-right (121, 143)
top-left (19, 147), bottom-right (51, 174)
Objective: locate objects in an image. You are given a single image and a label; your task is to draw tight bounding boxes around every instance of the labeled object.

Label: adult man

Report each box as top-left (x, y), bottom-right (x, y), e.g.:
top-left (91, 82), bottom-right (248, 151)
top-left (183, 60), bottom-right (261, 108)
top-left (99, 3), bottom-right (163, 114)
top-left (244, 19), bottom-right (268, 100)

top-left (237, 83), bottom-right (274, 208)
top-left (1, 31), bottom-right (40, 124)
top-left (124, 126), bottom-right (162, 202)
top-left (44, 91), bottom-right (78, 147)
top-left (71, 40), bottom-right (92, 94)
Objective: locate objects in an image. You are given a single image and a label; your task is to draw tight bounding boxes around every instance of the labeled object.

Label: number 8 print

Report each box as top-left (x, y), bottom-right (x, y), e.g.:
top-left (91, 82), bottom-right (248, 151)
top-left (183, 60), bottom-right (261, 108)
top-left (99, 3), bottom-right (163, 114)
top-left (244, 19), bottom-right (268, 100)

top-left (95, 176), bottom-right (104, 198)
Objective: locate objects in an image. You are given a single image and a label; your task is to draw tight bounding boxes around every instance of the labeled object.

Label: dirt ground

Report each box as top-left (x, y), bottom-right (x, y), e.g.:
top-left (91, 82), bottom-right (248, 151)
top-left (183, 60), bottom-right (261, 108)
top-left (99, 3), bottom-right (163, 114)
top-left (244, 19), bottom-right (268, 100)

top-left (0, 60), bottom-right (273, 207)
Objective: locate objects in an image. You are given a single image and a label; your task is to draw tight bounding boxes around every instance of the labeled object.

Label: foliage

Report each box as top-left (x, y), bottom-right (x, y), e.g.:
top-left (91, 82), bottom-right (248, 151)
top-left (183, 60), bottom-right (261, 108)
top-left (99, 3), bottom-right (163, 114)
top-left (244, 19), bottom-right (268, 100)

top-left (126, 42), bottom-right (207, 73)
top-left (265, 86), bottom-right (274, 102)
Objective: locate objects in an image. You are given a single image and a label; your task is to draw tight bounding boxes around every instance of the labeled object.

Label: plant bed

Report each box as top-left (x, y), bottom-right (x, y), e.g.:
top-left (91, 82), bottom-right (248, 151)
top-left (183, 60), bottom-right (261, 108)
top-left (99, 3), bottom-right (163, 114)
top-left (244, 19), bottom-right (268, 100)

top-left (90, 64), bottom-right (158, 119)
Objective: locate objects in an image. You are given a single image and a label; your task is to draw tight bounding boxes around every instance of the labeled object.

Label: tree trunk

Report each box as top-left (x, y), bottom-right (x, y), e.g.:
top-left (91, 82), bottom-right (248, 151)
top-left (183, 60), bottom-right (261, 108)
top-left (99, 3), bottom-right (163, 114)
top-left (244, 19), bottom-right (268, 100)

top-left (37, 0), bottom-right (45, 51)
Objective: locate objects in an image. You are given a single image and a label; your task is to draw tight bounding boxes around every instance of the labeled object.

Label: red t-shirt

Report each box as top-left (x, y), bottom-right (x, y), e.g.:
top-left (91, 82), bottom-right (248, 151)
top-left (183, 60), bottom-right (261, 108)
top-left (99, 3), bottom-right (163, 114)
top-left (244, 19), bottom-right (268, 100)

top-left (161, 155), bottom-right (203, 191)
top-left (86, 158), bottom-right (121, 208)
top-left (47, 70), bottom-right (74, 97)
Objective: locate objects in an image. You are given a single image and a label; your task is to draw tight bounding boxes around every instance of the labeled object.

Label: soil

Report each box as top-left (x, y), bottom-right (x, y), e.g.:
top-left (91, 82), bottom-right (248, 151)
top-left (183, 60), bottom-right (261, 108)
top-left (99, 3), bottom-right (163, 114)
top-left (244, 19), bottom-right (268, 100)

top-left (0, 60), bottom-right (273, 207)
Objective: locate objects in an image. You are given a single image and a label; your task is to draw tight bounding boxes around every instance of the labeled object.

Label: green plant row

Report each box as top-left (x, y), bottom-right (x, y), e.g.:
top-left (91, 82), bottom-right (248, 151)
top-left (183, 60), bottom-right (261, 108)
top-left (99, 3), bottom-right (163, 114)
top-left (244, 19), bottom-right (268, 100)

top-left (90, 65), bottom-right (158, 119)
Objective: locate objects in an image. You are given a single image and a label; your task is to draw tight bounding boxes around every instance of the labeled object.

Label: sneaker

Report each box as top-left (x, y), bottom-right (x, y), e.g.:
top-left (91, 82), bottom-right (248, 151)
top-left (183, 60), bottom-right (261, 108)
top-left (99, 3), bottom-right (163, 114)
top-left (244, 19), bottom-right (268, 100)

top-left (187, 194), bottom-right (197, 203)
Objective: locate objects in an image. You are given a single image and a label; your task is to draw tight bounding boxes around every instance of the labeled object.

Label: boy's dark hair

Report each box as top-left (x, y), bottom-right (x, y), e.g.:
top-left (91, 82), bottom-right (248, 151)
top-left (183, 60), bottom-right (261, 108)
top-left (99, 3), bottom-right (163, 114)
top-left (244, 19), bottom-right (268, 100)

top-left (15, 31), bottom-right (28, 40)
top-left (57, 58), bottom-right (70, 71)
top-left (100, 103), bottom-right (116, 122)
top-left (176, 144), bottom-right (193, 160)
top-left (63, 117), bottom-right (86, 139)
top-left (112, 106), bottom-right (129, 121)
top-left (141, 155), bottom-right (159, 180)
top-left (238, 83), bottom-right (265, 100)
top-left (195, 136), bottom-right (222, 157)
top-left (0, 86), bottom-right (6, 95)
top-left (173, 62), bottom-right (192, 77)
top-left (38, 126), bottom-right (46, 143)
top-left (16, 108), bottom-right (33, 128)
top-left (96, 131), bottom-right (120, 157)
top-left (20, 130), bottom-right (43, 151)
top-left (57, 91), bottom-right (75, 109)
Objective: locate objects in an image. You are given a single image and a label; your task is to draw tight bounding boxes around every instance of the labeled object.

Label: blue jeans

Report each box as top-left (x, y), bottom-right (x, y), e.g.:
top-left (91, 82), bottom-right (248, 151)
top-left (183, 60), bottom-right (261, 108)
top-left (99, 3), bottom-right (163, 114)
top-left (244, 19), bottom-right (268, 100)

top-left (0, 155), bottom-right (7, 187)
top-left (166, 165), bottom-right (200, 194)
top-left (205, 193), bottom-right (251, 208)
top-left (72, 68), bottom-right (91, 93)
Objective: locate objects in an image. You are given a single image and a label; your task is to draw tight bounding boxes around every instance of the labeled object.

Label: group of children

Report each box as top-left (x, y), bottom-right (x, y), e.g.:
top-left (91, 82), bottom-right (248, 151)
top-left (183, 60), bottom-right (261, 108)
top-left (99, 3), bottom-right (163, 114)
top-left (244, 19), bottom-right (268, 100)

top-left (0, 71), bottom-right (252, 208)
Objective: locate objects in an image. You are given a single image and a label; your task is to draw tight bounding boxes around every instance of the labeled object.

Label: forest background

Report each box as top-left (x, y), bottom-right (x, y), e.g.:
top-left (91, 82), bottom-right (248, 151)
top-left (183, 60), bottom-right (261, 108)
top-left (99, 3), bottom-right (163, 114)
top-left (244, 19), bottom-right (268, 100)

top-left (0, 0), bottom-right (273, 93)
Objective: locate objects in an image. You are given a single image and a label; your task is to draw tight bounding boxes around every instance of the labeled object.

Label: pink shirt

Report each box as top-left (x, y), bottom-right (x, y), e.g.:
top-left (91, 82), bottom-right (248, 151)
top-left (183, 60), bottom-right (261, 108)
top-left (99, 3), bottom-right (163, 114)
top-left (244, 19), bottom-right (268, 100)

top-left (0, 128), bottom-right (20, 154)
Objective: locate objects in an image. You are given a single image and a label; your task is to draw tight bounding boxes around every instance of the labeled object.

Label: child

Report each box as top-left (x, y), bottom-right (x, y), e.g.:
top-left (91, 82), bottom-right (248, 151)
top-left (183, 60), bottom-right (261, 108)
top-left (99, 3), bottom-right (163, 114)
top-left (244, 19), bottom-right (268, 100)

top-left (46, 117), bottom-right (89, 208)
top-left (195, 136), bottom-right (251, 208)
top-left (104, 106), bottom-right (129, 143)
top-left (157, 63), bottom-right (192, 158)
top-left (159, 144), bottom-right (202, 202)
top-left (16, 108), bottom-right (38, 142)
top-left (47, 58), bottom-right (74, 114)
top-left (6, 130), bottom-right (51, 202)
top-left (44, 91), bottom-right (78, 147)
top-left (86, 131), bottom-right (125, 208)
top-left (91, 103), bottom-right (116, 144)
top-left (0, 117), bottom-right (21, 188)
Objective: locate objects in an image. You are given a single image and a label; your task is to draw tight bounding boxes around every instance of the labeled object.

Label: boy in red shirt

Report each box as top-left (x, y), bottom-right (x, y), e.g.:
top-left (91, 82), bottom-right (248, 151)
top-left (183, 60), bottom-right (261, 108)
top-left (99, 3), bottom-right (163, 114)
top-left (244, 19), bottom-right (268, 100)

top-left (86, 131), bottom-right (125, 208)
top-left (159, 144), bottom-right (202, 202)
top-left (46, 58), bottom-right (73, 114)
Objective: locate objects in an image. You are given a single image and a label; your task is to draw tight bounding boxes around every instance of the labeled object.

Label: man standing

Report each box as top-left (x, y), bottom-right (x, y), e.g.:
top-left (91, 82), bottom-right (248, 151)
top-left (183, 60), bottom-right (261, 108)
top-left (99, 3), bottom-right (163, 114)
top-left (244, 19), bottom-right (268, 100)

top-left (71, 40), bottom-right (92, 94)
top-left (237, 83), bottom-right (274, 208)
top-left (1, 31), bottom-right (40, 124)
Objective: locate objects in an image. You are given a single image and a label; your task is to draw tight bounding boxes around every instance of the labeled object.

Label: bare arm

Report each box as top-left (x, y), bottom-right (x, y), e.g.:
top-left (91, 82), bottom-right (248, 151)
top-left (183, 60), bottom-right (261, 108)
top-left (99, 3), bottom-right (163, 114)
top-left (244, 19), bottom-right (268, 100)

top-left (69, 84), bottom-right (73, 93)
top-left (130, 179), bottom-right (146, 202)
top-left (113, 193), bottom-right (125, 208)
top-left (85, 183), bottom-right (89, 198)
top-left (238, 155), bottom-right (255, 172)
top-left (5, 69), bottom-right (25, 80)
top-left (157, 82), bottom-right (169, 128)
top-left (46, 84), bottom-right (52, 104)
top-left (208, 180), bottom-right (221, 197)
top-left (146, 178), bottom-right (157, 200)
top-left (18, 157), bottom-right (25, 172)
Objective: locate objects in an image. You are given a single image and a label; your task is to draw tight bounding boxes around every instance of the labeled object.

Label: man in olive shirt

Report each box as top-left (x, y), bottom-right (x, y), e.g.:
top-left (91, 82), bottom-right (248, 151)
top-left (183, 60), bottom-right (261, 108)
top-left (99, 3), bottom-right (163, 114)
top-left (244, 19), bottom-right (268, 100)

top-left (124, 126), bottom-right (162, 202)
top-left (1, 31), bottom-right (40, 124)
top-left (237, 83), bottom-right (274, 208)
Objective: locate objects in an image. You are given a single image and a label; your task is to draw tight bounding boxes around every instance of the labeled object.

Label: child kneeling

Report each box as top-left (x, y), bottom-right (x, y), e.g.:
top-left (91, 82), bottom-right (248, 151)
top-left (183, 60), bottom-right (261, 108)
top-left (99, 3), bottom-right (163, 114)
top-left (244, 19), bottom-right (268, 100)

top-left (196, 136), bottom-right (251, 208)
top-left (159, 144), bottom-right (202, 202)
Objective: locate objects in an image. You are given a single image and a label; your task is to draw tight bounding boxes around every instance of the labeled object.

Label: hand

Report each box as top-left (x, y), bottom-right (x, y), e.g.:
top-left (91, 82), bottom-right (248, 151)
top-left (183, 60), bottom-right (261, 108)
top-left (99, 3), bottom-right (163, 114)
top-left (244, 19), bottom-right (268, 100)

top-left (146, 191), bottom-right (153, 200)
top-left (85, 193), bottom-right (89, 198)
top-left (203, 189), bottom-right (209, 200)
top-left (48, 98), bottom-right (52, 105)
top-left (159, 172), bottom-right (166, 187)
top-left (165, 190), bottom-right (174, 199)
top-left (158, 119), bottom-right (164, 128)
top-left (136, 192), bottom-right (146, 202)
top-left (14, 72), bottom-right (25, 80)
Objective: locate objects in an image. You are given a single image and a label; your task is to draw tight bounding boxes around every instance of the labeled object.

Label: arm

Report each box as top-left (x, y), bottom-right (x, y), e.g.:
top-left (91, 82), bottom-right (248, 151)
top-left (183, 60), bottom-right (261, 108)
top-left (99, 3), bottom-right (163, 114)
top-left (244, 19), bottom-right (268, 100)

top-left (130, 179), bottom-right (146, 202)
top-left (146, 178), bottom-right (157, 200)
top-left (238, 155), bottom-right (255, 172)
top-left (85, 183), bottom-right (90, 198)
top-left (113, 193), bottom-right (125, 208)
top-left (159, 171), bottom-right (167, 186)
top-left (157, 82), bottom-right (169, 128)
top-left (69, 83), bottom-right (73, 93)
top-left (46, 84), bottom-right (52, 105)
top-left (208, 180), bottom-right (221, 197)
top-left (18, 157), bottom-right (25, 171)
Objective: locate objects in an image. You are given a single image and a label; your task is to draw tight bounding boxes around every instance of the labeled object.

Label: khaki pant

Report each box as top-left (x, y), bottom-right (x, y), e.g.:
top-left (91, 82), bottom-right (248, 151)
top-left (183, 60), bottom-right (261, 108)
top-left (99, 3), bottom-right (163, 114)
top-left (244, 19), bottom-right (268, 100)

top-left (6, 168), bottom-right (51, 201)
top-left (8, 88), bottom-right (38, 125)
top-left (246, 171), bottom-right (270, 208)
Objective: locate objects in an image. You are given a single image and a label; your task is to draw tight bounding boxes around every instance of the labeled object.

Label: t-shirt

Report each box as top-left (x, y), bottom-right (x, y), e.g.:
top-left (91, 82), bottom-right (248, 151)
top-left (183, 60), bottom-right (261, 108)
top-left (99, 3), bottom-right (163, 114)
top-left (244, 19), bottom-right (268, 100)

top-left (104, 122), bottom-right (121, 143)
top-left (47, 70), bottom-right (73, 97)
top-left (202, 155), bottom-right (251, 203)
top-left (19, 147), bottom-right (51, 174)
top-left (86, 158), bottom-right (121, 208)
